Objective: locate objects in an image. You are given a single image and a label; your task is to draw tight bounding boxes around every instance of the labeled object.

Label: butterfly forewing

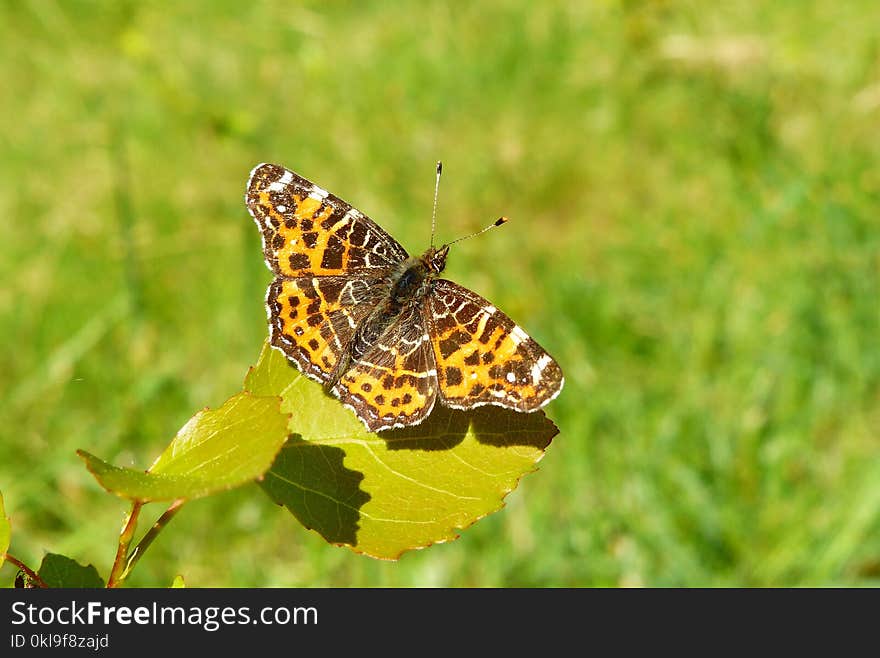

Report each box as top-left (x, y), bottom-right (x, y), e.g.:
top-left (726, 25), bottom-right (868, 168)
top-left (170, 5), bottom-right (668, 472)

top-left (247, 163), bottom-right (409, 278)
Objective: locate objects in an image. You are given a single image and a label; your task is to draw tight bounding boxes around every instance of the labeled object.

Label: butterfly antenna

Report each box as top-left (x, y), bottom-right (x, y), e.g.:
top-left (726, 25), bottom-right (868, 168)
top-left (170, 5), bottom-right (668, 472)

top-left (430, 161), bottom-right (442, 248)
top-left (445, 216), bottom-right (509, 247)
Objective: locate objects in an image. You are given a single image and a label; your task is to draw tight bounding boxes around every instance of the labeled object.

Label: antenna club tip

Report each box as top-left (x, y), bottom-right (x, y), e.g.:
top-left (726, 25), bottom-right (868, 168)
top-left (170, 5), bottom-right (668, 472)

top-left (495, 216), bottom-right (509, 226)
top-left (436, 161), bottom-right (442, 174)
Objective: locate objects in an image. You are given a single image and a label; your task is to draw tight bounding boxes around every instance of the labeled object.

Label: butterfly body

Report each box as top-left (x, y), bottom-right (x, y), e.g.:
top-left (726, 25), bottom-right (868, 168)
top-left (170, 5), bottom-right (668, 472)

top-left (390, 246), bottom-right (448, 304)
top-left (246, 163), bottom-right (563, 432)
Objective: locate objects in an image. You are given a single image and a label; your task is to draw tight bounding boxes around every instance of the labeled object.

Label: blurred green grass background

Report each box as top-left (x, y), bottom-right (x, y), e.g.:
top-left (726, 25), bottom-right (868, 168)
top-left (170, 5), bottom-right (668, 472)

top-left (2, 0), bottom-right (879, 587)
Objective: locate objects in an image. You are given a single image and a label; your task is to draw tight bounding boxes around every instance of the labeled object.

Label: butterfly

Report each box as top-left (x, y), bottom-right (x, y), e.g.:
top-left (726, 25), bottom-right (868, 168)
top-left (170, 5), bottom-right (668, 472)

top-left (246, 163), bottom-right (563, 432)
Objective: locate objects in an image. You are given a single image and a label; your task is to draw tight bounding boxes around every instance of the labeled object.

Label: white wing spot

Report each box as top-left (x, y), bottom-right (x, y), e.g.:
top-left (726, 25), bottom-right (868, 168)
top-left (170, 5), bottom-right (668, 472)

top-left (510, 325), bottom-right (529, 346)
top-left (531, 354), bottom-right (552, 383)
top-left (308, 185), bottom-right (329, 201)
top-left (506, 372), bottom-right (517, 383)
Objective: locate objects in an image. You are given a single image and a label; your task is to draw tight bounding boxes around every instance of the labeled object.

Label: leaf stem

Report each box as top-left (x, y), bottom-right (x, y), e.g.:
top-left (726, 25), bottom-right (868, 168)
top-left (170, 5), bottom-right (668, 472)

top-left (4, 553), bottom-right (48, 588)
top-left (106, 500), bottom-right (143, 588)
top-left (121, 499), bottom-right (185, 581)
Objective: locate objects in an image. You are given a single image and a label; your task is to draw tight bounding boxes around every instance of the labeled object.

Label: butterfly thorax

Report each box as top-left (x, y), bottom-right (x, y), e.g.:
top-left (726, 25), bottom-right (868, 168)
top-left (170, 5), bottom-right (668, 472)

top-left (390, 245), bottom-right (449, 305)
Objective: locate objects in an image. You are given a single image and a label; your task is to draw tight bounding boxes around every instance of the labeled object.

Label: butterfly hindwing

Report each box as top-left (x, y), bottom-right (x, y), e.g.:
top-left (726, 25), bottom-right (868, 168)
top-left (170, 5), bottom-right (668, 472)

top-left (267, 275), bottom-right (387, 384)
top-left (331, 305), bottom-right (439, 432)
top-left (427, 279), bottom-right (564, 412)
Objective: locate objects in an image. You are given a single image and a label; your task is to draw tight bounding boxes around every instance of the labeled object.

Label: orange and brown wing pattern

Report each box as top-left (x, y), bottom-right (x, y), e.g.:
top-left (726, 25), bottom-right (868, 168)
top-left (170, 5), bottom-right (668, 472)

top-left (427, 279), bottom-right (564, 412)
top-left (246, 163), bottom-right (409, 278)
top-left (267, 275), bottom-right (387, 384)
top-left (331, 306), bottom-right (439, 432)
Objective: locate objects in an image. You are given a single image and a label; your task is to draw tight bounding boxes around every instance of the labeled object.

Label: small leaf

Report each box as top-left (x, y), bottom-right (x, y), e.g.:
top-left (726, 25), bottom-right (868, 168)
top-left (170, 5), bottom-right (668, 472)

top-left (247, 341), bottom-right (558, 559)
top-left (79, 392), bottom-right (289, 501)
top-left (171, 574), bottom-right (186, 588)
top-left (38, 553), bottom-right (104, 588)
top-left (0, 491), bottom-right (10, 570)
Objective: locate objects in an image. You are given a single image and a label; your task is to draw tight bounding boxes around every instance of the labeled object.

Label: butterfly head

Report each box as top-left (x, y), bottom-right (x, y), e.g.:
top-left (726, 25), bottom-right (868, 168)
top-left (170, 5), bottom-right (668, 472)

top-left (424, 244), bottom-right (450, 275)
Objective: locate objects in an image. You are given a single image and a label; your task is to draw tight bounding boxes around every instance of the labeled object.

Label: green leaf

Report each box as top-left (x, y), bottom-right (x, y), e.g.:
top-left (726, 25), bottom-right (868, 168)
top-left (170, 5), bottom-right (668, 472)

top-left (38, 553), bottom-right (104, 588)
top-left (78, 392), bottom-right (289, 501)
top-left (246, 341), bottom-right (558, 559)
top-left (0, 491), bottom-right (10, 570)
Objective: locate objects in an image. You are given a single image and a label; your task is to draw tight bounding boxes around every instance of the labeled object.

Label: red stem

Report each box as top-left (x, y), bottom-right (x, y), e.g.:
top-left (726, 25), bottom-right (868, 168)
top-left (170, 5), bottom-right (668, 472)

top-left (106, 501), bottom-right (143, 588)
top-left (4, 553), bottom-right (48, 588)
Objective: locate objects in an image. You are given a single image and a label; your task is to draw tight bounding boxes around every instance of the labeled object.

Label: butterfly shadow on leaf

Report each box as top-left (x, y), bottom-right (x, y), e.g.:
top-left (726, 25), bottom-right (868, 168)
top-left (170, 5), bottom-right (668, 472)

top-left (379, 403), bottom-right (558, 452)
top-left (259, 434), bottom-right (371, 547)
